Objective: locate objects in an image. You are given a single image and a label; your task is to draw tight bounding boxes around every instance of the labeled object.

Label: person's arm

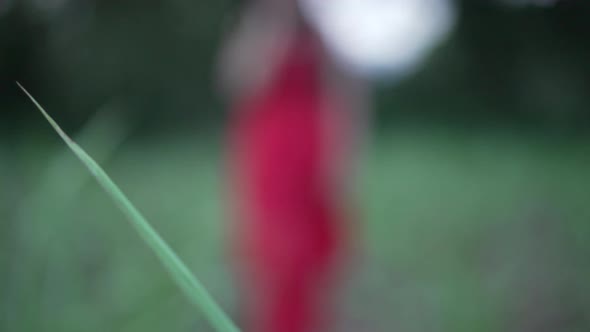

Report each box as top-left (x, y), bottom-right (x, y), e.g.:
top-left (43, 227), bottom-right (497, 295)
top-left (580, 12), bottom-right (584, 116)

top-left (324, 55), bottom-right (372, 144)
top-left (216, 2), bottom-right (296, 102)
top-left (321, 54), bottom-right (373, 191)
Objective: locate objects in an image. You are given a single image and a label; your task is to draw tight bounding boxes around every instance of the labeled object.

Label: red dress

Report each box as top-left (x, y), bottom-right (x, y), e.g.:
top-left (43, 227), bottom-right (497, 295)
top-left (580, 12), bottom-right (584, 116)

top-left (228, 30), bottom-right (350, 332)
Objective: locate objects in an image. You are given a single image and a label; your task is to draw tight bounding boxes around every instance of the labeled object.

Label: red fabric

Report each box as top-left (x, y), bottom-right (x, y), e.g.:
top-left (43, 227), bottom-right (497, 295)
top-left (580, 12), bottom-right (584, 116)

top-left (228, 32), bottom-right (349, 332)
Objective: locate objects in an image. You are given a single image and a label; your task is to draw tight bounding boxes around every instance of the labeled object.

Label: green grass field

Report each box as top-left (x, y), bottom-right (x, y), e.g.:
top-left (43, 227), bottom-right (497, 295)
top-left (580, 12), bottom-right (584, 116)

top-left (2, 122), bottom-right (589, 332)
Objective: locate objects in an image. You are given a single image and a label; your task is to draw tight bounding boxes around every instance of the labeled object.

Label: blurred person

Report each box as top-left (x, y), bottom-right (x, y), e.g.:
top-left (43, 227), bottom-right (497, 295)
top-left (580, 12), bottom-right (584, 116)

top-left (218, 0), bottom-right (455, 330)
top-left (217, 0), bottom-right (367, 331)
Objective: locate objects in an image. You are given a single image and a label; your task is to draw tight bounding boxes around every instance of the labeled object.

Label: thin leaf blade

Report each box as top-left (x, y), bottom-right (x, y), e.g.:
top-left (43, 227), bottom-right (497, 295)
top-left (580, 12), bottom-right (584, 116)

top-left (17, 82), bottom-right (239, 332)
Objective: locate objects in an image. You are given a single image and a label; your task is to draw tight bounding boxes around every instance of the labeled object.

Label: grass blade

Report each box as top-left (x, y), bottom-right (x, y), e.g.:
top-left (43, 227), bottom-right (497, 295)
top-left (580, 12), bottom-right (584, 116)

top-left (17, 82), bottom-right (240, 332)
top-left (13, 104), bottom-right (128, 330)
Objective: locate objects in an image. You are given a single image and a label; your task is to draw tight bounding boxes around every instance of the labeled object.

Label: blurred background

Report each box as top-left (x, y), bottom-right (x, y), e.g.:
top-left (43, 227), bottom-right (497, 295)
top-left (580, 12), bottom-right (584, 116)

top-left (1, 0), bottom-right (590, 331)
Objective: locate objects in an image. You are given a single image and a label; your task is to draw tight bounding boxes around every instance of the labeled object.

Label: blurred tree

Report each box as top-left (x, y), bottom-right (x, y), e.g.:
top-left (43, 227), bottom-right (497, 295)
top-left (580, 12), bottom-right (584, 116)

top-left (1, 0), bottom-right (589, 136)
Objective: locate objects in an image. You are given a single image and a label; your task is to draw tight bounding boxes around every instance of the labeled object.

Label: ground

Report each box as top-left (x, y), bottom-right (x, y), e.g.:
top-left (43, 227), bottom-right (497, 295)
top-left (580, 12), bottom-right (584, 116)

top-left (1, 124), bottom-right (589, 332)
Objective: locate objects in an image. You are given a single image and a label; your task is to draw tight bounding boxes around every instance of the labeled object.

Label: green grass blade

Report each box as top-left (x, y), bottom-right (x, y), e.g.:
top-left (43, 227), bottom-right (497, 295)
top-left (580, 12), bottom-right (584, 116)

top-left (17, 82), bottom-right (240, 332)
top-left (13, 105), bottom-right (128, 330)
